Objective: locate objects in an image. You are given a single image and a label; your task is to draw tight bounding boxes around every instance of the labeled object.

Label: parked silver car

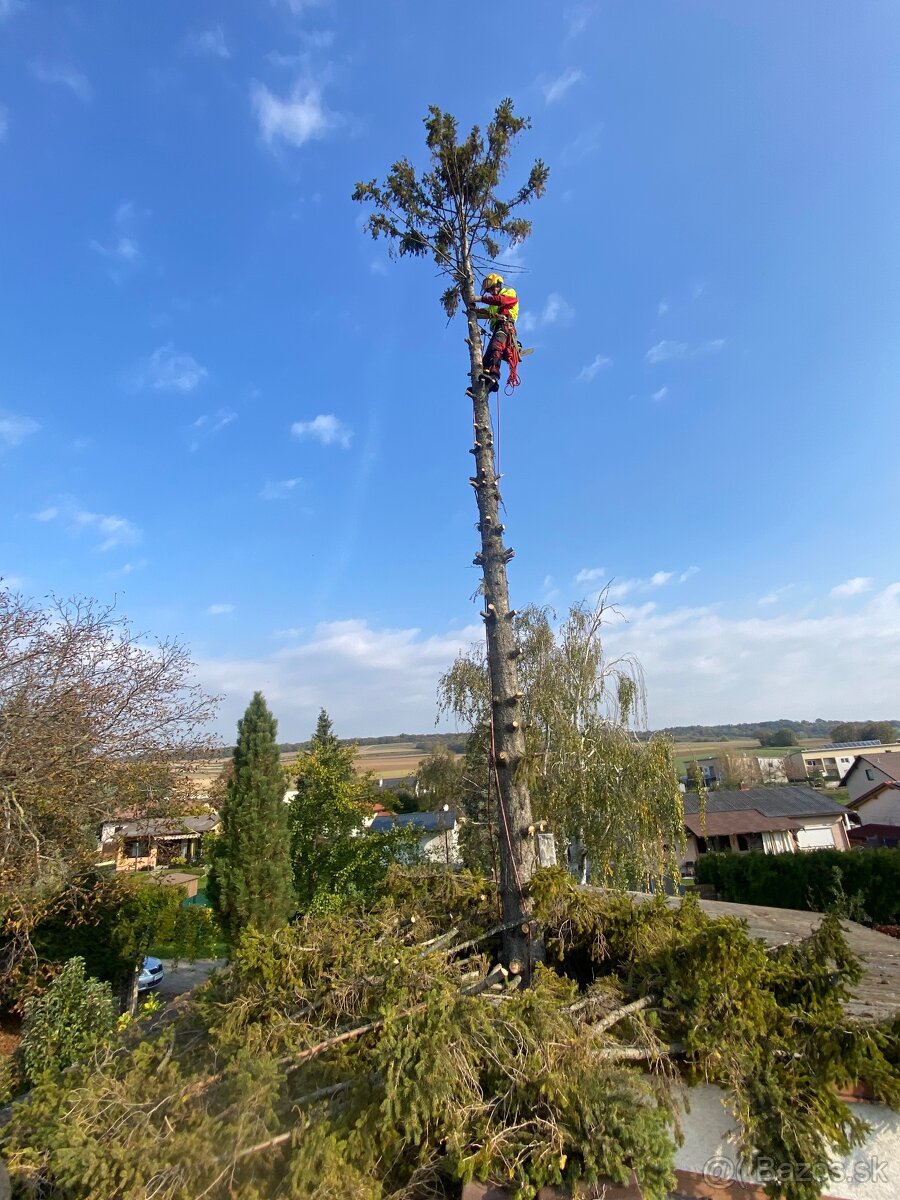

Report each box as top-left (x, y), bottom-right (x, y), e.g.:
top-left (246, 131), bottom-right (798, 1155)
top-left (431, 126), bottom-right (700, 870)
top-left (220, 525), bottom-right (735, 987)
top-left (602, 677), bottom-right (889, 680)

top-left (137, 956), bottom-right (164, 991)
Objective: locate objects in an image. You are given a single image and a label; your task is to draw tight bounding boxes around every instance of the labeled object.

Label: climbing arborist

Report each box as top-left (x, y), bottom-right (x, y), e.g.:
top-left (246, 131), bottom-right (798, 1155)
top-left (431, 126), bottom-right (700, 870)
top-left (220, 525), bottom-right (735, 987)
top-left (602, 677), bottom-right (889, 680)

top-left (474, 273), bottom-right (520, 393)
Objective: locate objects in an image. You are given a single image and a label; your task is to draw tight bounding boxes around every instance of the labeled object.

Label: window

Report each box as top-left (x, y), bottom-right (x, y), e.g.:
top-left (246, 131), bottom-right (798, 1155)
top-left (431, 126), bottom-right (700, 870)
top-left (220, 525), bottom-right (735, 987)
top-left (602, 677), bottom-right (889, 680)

top-left (865, 769), bottom-right (875, 781)
top-left (796, 826), bottom-right (835, 850)
top-left (125, 838), bottom-right (150, 858)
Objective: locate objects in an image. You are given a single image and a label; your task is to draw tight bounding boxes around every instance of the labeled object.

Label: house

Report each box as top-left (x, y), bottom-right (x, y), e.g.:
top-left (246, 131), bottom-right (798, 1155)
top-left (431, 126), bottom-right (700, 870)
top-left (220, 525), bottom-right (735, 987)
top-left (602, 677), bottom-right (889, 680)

top-left (692, 753), bottom-right (788, 786)
top-left (680, 785), bottom-right (853, 870)
top-left (841, 751), bottom-right (900, 803)
top-left (111, 814), bottom-right (220, 872)
top-left (785, 740), bottom-right (900, 784)
top-left (369, 810), bottom-right (460, 866)
top-left (845, 777), bottom-right (900, 826)
top-left (848, 822), bottom-right (900, 849)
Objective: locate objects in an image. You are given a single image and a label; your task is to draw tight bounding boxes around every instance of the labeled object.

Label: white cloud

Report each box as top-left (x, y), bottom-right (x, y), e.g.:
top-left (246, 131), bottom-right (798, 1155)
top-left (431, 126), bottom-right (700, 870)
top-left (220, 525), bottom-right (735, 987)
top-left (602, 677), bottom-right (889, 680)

top-left (197, 617), bottom-right (484, 740)
top-left (251, 79), bottom-right (333, 148)
top-left (603, 571), bottom-right (681, 601)
top-left (0, 575), bottom-right (25, 590)
top-left (657, 300), bottom-right (669, 317)
top-left (260, 478), bottom-right (304, 500)
top-left (191, 409), bottom-right (236, 435)
top-left (0, 412), bottom-right (40, 447)
top-left (542, 67), bottom-right (585, 105)
top-left (575, 566), bottom-right (606, 585)
top-left (107, 559), bottom-right (147, 578)
top-left (90, 201), bottom-right (145, 271)
top-left (679, 566), bottom-right (700, 583)
top-left (576, 353), bottom-right (612, 383)
top-left (650, 386), bottom-right (669, 402)
top-left (520, 292), bottom-right (576, 333)
top-left (207, 603), bottom-right (235, 616)
top-left (564, 4), bottom-right (594, 38)
top-left (291, 413), bottom-right (352, 448)
top-left (186, 25), bottom-right (230, 58)
top-left (603, 583), bottom-right (900, 727)
top-left (33, 499), bottom-right (141, 552)
top-left (830, 577), bottom-right (873, 599)
top-left (278, 0), bottom-right (327, 12)
top-left (29, 61), bottom-right (92, 102)
top-left (758, 585), bottom-right (793, 606)
top-left (0, 105), bottom-right (8, 143)
top-left (0, 0), bottom-right (25, 20)
top-left (132, 344), bottom-right (208, 393)
top-left (560, 126), bottom-right (602, 167)
top-left (645, 338), bottom-right (725, 364)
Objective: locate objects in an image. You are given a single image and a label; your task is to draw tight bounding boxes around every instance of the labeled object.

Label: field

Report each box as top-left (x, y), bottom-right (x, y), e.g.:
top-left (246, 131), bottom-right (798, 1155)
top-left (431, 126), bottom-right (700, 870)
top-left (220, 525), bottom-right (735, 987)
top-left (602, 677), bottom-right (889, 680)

top-left (187, 735), bottom-right (827, 796)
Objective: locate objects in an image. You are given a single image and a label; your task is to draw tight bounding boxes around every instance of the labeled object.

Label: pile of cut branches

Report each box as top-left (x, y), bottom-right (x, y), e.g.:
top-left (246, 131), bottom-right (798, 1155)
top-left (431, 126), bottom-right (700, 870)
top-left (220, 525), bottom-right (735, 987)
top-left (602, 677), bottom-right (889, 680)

top-left (2, 867), bottom-right (898, 1200)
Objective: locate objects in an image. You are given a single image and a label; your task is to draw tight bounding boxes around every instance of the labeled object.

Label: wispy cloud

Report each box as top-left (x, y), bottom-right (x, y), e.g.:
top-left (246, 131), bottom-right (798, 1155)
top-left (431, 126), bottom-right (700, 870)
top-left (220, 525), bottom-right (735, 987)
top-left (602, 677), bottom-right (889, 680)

top-left (758, 585), bottom-right (793, 606)
top-left (650, 386), bottom-right (669, 401)
top-left (186, 25), bottom-right (230, 58)
top-left (679, 566), bottom-right (700, 583)
top-left (0, 411), bottom-right (40, 447)
top-left (564, 4), bottom-right (594, 38)
top-left (107, 559), bottom-right (147, 578)
top-left (189, 409), bottom-right (236, 450)
top-left (542, 67), bottom-right (585, 105)
top-left (278, 0), bottom-right (327, 12)
top-left (260, 478), bottom-right (304, 500)
top-left (575, 566), bottom-right (606, 585)
top-left (251, 79), bottom-right (334, 149)
top-left (830, 577), bottom-right (873, 599)
top-left (645, 338), bottom-right (725, 364)
top-left (207, 603), bottom-right (235, 616)
top-left (291, 413), bottom-right (352, 448)
top-left (90, 201), bottom-right (145, 275)
top-left (29, 61), bottom-right (92, 102)
top-left (0, 0), bottom-right (25, 21)
top-left (0, 574), bottom-right (25, 590)
top-left (560, 125), bottom-right (602, 167)
top-left (657, 299), bottom-right (669, 317)
top-left (33, 498), bottom-right (141, 552)
top-left (519, 292), bottom-right (575, 333)
top-left (0, 105), bottom-right (8, 143)
top-left (576, 353), bottom-right (612, 383)
top-left (131, 344), bottom-right (208, 393)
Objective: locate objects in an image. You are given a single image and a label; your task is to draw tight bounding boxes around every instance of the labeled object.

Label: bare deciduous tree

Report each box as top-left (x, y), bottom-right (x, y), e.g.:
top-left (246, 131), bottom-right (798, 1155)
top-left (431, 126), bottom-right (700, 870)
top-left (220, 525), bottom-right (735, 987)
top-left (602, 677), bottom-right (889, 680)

top-left (0, 590), bottom-right (218, 982)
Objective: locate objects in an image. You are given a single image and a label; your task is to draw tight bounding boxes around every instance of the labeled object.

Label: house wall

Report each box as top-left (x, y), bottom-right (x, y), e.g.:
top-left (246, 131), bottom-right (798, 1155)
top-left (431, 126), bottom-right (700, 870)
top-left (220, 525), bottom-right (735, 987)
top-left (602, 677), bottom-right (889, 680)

top-left (846, 760), bottom-right (900, 803)
top-left (795, 818), bottom-right (848, 851)
top-left (421, 827), bottom-right (461, 866)
top-left (855, 790), bottom-right (900, 827)
top-left (674, 1083), bottom-right (899, 1200)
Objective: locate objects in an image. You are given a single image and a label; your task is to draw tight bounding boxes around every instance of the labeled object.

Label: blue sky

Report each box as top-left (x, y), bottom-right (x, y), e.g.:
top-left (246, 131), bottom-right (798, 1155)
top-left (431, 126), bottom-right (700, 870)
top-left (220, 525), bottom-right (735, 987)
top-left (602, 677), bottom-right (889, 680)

top-left (2, 1), bottom-right (899, 740)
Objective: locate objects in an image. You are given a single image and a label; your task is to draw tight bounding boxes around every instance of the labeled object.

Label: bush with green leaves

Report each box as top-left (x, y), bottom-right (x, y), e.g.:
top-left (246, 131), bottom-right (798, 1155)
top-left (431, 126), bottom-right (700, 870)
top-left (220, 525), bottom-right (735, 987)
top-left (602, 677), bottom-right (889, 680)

top-left (15, 957), bottom-right (117, 1091)
top-left (696, 848), bottom-right (900, 925)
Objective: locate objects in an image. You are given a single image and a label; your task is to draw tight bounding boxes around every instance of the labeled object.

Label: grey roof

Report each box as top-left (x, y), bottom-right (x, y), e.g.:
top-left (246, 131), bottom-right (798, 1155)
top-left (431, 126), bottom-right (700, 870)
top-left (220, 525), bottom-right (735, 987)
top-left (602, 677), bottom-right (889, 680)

top-left (843, 752), bottom-right (900, 786)
top-left (117, 814), bottom-right (220, 838)
top-left (683, 786), bottom-right (848, 820)
top-left (817, 740), bottom-right (883, 751)
top-left (370, 811), bottom-right (456, 834)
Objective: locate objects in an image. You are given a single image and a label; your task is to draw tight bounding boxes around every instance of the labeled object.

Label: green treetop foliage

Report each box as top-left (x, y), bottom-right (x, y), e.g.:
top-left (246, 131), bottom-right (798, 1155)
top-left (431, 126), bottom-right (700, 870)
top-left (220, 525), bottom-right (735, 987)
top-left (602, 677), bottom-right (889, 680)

top-left (440, 602), bottom-right (685, 889)
top-left (829, 720), bottom-right (898, 744)
top-left (353, 99), bottom-right (548, 317)
top-left (288, 712), bottom-right (420, 913)
top-left (5, 957), bottom-right (118, 1097)
top-left (414, 744), bottom-right (464, 811)
top-left (207, 692), bottom-right (295, 943)
top-left (757, 727), bottom-right (798, 747)
top-left (4, 868), bottom-right (897, 1200)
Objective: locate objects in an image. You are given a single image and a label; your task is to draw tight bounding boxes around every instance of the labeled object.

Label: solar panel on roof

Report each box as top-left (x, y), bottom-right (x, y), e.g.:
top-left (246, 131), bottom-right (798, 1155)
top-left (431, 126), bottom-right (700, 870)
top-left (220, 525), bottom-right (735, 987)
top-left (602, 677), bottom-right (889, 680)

top-left (818, 740), bottom-right (882, 750)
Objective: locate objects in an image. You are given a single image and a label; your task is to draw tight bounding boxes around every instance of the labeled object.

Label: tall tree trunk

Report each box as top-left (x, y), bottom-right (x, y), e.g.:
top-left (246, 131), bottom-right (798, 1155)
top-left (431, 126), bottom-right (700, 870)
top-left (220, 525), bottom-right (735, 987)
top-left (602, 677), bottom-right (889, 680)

top-left (460, 257), bottom-right (544, 974)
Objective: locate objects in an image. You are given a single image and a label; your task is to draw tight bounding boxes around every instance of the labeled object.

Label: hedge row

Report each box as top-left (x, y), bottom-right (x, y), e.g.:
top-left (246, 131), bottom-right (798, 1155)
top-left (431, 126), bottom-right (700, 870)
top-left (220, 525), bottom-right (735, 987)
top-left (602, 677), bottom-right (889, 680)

top-left (695, 848), bottom-right (900, 925)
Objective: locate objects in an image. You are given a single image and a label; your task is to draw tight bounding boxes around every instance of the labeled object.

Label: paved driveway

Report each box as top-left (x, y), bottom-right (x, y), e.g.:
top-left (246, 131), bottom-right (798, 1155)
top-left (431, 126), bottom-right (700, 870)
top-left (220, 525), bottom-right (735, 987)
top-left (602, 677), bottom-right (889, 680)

top-left (156, 958), bottom-right (226, 998)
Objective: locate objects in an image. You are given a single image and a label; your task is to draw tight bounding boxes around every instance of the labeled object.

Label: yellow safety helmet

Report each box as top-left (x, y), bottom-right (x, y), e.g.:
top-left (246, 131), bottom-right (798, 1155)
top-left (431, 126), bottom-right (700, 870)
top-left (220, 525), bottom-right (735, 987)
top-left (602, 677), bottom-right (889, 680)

top-left (482, 273), bottom-right (504, 291)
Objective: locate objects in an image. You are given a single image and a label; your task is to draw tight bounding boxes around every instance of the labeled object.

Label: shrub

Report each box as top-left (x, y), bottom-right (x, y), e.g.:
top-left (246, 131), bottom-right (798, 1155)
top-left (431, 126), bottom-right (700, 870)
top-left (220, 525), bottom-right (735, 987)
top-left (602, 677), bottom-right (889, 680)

top-left (17, 957), bottom-right (117, 1089)
top-left (696, 849), bottom-right (900, 924)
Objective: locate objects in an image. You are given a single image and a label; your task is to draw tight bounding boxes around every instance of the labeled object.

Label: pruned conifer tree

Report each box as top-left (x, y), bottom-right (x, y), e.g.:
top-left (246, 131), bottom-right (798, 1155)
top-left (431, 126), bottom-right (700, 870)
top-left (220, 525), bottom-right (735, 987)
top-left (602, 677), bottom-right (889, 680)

top-left (207, 691), bottom-right (294, 942)
top-left (354, 101), bottom-right (548, 972)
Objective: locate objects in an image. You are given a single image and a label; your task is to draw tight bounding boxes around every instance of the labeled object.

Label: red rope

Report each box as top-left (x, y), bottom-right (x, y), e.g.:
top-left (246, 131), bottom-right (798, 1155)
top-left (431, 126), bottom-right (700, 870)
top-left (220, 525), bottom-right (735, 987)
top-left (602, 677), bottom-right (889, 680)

top-left (504, 326), bottom-right (521, 394)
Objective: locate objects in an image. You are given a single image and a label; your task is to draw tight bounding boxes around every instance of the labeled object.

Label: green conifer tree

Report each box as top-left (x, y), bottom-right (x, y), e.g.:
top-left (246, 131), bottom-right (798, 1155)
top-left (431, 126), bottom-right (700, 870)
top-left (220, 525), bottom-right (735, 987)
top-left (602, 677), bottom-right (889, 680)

top-left (207, 692), bottom-right (294, 942)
